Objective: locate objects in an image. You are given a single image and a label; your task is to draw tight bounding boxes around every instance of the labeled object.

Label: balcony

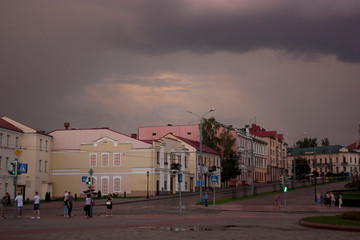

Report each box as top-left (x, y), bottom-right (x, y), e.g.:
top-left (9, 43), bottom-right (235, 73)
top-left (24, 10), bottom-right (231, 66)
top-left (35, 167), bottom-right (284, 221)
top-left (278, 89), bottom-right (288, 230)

top-left (208, 166), bottom-right (217, 172)
top-left (170, 163), bottom-right (181, 170)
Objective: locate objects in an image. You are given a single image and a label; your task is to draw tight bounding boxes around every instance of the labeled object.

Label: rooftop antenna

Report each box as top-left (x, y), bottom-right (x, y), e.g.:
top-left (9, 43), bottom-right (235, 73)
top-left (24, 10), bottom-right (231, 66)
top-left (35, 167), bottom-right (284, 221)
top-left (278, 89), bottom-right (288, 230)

top-left (254, 116), bottom-right (257, 124)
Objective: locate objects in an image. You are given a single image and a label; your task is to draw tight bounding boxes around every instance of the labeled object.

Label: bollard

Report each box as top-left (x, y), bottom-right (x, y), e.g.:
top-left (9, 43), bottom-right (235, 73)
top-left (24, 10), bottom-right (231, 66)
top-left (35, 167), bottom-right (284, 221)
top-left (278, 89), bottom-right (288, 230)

top-left (243, 186), bottom-right (247, 197)
top-left (74, 193), bottom-right (77, 201)
top-left (124, 192), bottom-right (126, 198)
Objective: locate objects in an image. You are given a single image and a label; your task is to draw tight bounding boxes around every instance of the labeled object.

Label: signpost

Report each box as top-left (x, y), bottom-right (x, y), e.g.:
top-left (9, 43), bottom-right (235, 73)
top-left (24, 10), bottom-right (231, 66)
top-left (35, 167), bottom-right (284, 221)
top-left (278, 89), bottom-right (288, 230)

top-left (178, 173), bottom-right (182, 215)
top-left (211, 175), bottom-right (218, 207)
top-left (13, 148), bottom-right (22, 218)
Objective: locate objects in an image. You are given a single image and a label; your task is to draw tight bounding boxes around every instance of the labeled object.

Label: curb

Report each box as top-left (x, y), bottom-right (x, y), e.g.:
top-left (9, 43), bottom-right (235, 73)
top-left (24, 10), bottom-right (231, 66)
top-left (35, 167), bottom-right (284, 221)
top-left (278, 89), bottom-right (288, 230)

top-left (299, 218), bottom-right (360, 232)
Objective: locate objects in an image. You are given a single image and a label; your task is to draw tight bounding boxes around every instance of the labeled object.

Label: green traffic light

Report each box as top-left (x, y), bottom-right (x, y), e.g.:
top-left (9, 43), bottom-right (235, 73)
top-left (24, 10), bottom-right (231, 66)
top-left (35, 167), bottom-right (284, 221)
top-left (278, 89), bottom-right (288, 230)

top-left (284, 186), bottom-right (288, 192)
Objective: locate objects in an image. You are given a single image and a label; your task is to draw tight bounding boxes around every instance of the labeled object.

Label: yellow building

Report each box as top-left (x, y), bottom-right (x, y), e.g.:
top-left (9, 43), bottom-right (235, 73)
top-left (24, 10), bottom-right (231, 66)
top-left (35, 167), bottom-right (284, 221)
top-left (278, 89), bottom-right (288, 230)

top-left (50, 127), bottom-right (191, 198)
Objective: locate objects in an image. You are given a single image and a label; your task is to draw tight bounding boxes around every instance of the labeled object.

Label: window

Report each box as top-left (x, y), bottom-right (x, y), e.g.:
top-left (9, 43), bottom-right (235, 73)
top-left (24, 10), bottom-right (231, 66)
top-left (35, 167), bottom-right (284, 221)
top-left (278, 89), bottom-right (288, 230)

top-left (185, 181), bottom-right (188, 190)
top-left (7, 135), bottom-right (10, 147)
top-left (164, 180), bottom-right (167, 190)
top-left (45, 140), bottom-right (48, 152)
top-left (113, 177), bottom-right (121, 192)
top-left (170, 154), bottom-right (176, 165)
top-left (40, 139), bottom-right (43, 151)
top-left (102, 153), bottom-right (109, 167)
top-left (185, 156), bottom-right (187, 168)
top-left (39, 160), bottom-right (42, 172)
top-left (113, 153), bottom-right (121, 166)
top-left (89, 154), bottom-right (97, 167)
top-left (164, 153), bottom-right (168, 164)
top-left (45, 161), bottom-right (48, 173)
top-left (152, 133), bottom-right (156, 136)
top-left (0, 156), bottom-right (2, 169)
top-left (101, 177), bottom-right (109, 195)
top-left (6, 157), bottom-right (9, 170)
top-left (0, 133), bottom-right (2, 145)
top-left (156, 151), bottom-right (160, 164)
top-left (187, 132), bottom-right (191, 135)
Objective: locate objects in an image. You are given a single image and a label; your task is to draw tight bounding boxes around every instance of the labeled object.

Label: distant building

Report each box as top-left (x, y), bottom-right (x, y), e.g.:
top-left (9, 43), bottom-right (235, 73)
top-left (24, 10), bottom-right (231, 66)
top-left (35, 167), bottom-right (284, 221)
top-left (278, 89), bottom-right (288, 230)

top-left (250, 124), bottom-right (287, 182)
top-left (1, 116), bottom-right (52, 200)
top-left (287, 145), bottom-right (360, 176)
top-left (347, 140), bottom-right (360, 153)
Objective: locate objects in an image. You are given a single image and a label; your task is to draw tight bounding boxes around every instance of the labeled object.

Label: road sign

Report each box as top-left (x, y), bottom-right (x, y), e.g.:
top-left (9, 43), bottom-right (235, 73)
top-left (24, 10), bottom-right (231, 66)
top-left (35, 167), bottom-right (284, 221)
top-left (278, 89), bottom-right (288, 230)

top-left (14, 148), bottom-right (22, 158)
top-left (82, 176), bottom-right (87, 182)
top-left (197, 180), bottom-right (204, 186)
top-left (178, 173), bottom-right (183, 183)
top-left (210, 176), bottom-right (218, 183)
top-left (88, 169), bottom-right (94, 175)
top-left (18, 163), bottom-right (28, 174)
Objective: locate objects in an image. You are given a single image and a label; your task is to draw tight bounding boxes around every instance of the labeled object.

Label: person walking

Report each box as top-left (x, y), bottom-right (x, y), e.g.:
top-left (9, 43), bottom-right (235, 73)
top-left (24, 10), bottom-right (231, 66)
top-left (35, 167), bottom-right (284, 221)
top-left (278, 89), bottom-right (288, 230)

top-left (338, 193), bottom-right (343, 208)
top-left (67, 192), bottom-right (73, 217)
top-left (330, 192), bottom-right (336, 207)
top-left (316, 191), bottom-right (321, 205)
top-left (273, 192), bottom-right (281, 210)
top-left (325, 192), bottom-right (330, 206)
top-left (85, 194), bottom-right (92, 218)
top-left (1, 193), bottom-right (9, 220)
top-left (31, 192), bottom-right (40, 219)
top-left (106, 194), bottom-right (113, 216)
top-left (64, 196), bottom-right (70, 217)
top-left (204, 192), bottom-right (208, 207)
top-left (15, 192), bottom-right (23, 219)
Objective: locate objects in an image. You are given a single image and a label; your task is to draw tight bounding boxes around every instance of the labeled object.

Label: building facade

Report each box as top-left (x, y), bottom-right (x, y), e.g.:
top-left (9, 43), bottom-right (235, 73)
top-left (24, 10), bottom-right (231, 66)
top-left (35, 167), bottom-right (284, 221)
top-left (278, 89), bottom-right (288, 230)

top-left (1, 116), bottom-right (53, 200)
top-left (288, 145), bottom-right (360, 176)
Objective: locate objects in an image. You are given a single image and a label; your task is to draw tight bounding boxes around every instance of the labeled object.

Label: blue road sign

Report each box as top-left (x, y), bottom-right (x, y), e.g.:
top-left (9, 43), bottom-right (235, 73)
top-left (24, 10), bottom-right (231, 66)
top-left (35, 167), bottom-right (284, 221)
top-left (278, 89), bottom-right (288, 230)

top-left (197, 180), bottom-right (204, 186)
top-left (17, 163), bottom-right (28, 174)
top-left (211, 176), bottom-right (218, 183)
top-left (82, 176), bottom-right (87, 182)
top-left (178, 173), bottom-right (183, 183)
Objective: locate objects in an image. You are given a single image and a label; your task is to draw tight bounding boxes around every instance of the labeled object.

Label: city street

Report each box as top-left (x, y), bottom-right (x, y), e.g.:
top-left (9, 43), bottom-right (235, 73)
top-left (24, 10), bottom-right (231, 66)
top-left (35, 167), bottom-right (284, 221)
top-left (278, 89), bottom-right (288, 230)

top-left (0, 181), bottom-right (359, 239)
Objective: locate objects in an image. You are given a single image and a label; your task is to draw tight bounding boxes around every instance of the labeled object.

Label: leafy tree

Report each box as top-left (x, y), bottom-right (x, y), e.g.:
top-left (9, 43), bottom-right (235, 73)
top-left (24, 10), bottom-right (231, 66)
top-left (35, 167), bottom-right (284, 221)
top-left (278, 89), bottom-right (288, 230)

top-left (202, 117), bottom-right (239, 183)
top-left (292, 157), bottom-right (311, 177)
top-left (296, 137), bottom-right (318, 148)
top-left (321, 138), bottom-right (330, 146)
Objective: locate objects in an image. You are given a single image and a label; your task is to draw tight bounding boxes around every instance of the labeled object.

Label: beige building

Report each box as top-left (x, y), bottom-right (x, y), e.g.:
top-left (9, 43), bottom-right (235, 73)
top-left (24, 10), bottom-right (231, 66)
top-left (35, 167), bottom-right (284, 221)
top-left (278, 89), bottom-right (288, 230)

top-left (1, 116), bottom-right (52, 200)
top-left (287, 145), bottom-right (360, 176)
top-left (49, 127), bottom-right (191, 198)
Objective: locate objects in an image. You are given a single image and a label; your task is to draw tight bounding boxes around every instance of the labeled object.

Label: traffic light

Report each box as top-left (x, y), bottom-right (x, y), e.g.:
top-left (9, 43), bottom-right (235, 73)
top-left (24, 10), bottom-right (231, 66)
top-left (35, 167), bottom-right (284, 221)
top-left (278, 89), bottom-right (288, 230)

top-left (8, 161), bottom-right (17, 176)
top-left (86, 177), bottom-right (92, 185)
top-left (284, 186), bottom-right (288, 192)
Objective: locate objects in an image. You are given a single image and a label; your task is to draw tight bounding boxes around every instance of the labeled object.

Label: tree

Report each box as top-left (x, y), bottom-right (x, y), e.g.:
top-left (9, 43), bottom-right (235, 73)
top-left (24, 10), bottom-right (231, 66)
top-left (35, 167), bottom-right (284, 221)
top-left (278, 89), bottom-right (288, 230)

top-left (202, 117), bottom-right (239, 183)
top-left (292, 157), bottom-right (311, 177)
top-left (321, 138), bottom-right (330, 146)
top-left (296, 137), bottom-right (318, 148)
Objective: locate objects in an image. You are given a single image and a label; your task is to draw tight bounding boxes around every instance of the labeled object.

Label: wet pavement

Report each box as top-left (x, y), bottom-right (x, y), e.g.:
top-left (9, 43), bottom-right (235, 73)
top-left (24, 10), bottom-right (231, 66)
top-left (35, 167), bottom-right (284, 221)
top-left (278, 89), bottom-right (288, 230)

top-left (0, 181), bottom-right (359, 239)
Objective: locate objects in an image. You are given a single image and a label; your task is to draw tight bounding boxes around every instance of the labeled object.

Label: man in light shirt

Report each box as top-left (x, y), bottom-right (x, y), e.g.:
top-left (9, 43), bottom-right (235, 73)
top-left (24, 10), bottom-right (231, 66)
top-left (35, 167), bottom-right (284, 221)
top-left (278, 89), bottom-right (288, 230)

top-left (14, 192), bottom-right (23, 219)
top-left (31, 192), bottom-right (40, 219)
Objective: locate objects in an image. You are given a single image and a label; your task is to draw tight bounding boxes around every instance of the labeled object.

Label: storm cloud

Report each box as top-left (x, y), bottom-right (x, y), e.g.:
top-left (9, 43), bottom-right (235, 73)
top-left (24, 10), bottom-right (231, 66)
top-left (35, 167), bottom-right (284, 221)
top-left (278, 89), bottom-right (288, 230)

top-left (1, 0), bottom-right (359, 145)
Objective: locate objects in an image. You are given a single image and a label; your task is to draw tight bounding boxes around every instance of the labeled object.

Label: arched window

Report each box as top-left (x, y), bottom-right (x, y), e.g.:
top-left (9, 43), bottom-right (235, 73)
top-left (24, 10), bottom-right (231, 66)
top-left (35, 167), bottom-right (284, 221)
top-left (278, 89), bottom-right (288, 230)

top-left (102, 178), bottom-right (109, 195)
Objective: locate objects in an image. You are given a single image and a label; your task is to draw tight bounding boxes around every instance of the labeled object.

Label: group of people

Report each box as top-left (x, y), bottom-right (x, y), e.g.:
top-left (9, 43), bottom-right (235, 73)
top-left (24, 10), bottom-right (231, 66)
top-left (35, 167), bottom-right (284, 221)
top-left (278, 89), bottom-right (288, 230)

top-left (63, 191), bottom-right (113, 218)
top-left (1, 192), bottom-right (41, 220)
top-left (318, 191), bottom-right (343, 208)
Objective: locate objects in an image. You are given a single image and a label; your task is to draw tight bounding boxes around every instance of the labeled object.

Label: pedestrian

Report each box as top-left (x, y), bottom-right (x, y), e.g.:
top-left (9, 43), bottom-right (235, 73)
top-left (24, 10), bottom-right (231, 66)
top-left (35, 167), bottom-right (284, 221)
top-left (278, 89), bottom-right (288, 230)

top-left (15, 192), bottom-right (23, 218)
top-left (106, 194), bottom-right (113, 216)
top-left (85, 194), bottom-right (92, 218)
top-left (67, 192), bottom-right (73, 217)
top-left (273, 192), bottom-right (281, 210)
top-left (316, 191), bottom-right (321, 205)
top-left (204, 192), bottom-right (208, 207)
top-left (64, 196), bottom-right (70, 217)
top-left (1, 192), bottom-right (9, 220)
top-left (64, 191), bottom-right (68, 198)
top-left (330, 192), bottom-right (335, 207)
top-left (31, 192), bottom-right (40, 219)
top-left (325, 192), bottom-right (330, 206)
top-left (338, 193), bottom-right (343, 208)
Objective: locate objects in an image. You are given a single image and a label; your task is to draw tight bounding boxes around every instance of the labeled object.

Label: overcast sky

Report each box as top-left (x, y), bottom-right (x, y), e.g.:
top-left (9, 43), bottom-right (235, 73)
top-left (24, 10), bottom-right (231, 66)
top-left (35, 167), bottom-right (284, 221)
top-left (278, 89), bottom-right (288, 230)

top-left (1, 0), bottom-right (359, 146)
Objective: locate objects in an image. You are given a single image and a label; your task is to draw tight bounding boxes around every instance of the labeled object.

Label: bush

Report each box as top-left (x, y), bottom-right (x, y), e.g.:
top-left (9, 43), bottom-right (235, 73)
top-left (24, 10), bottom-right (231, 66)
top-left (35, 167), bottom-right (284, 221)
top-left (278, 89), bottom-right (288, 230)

top-left (342, 211), bottom-right (360, 221)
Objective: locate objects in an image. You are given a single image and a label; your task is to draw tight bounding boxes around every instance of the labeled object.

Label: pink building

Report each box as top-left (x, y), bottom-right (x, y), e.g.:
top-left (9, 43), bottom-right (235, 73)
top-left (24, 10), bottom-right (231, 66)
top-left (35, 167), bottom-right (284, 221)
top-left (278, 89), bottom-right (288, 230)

top-left (138, 125), bottom-right (200, 142)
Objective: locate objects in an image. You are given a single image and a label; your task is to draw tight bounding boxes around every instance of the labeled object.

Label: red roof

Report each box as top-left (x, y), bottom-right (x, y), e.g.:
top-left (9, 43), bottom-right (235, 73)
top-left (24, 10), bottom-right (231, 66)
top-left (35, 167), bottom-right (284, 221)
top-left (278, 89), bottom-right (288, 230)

top-left (174, 135), bottom-right (220, 155)
top-left (347, 141), bottom-right (360, 150)
top-left (250, 124), bottom-right (284, 140)
top-left (0, 118), bottom-right (23, 133)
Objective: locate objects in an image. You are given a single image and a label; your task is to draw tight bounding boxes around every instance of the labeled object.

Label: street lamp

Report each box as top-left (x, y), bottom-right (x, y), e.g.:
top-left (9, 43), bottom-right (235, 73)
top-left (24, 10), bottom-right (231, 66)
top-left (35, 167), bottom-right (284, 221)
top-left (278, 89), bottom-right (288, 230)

top-left (147, 171), bottom-right (149, 199)
top-left (286, 132), bottom-right (306, 189)
top-left (188, 108), bottom-right (215, 202)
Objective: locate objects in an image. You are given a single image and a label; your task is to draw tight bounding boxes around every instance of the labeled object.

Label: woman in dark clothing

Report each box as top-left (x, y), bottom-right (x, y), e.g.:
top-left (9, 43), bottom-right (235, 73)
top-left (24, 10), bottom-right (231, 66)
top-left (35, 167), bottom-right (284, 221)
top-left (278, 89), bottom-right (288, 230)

top-left (106, 194), bottom-right (113, 216)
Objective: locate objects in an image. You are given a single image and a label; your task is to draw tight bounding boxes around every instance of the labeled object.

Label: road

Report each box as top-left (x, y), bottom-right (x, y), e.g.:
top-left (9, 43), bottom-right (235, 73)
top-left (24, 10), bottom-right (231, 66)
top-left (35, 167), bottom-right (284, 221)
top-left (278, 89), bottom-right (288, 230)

top-left (0, 181), bottom-right (358, 239)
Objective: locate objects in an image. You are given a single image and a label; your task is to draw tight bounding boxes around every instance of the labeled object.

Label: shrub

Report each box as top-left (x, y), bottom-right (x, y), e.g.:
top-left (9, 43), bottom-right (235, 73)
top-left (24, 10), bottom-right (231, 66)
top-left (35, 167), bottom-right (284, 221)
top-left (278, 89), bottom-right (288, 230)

top-left (342, 211), bottom-right (360, 221)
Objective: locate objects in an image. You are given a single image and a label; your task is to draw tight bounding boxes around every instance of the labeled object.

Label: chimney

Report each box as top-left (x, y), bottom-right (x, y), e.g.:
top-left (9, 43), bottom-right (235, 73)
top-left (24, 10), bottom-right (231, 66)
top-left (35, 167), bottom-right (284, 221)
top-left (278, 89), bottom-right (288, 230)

top-left (64, 122), bottom-right (70, 130)
top-left (131, 133), bottom-right (137, 139)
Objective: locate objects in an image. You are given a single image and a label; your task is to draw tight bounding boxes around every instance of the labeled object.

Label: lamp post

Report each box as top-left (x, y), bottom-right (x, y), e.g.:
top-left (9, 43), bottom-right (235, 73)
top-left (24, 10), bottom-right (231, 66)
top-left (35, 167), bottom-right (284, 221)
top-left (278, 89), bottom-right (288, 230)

top-left (146, 171), bottom-right (149, 199)
top-left (188, 108), bottom-right (215, 202)
top-left (286, 132), bottom-right (306, 189)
